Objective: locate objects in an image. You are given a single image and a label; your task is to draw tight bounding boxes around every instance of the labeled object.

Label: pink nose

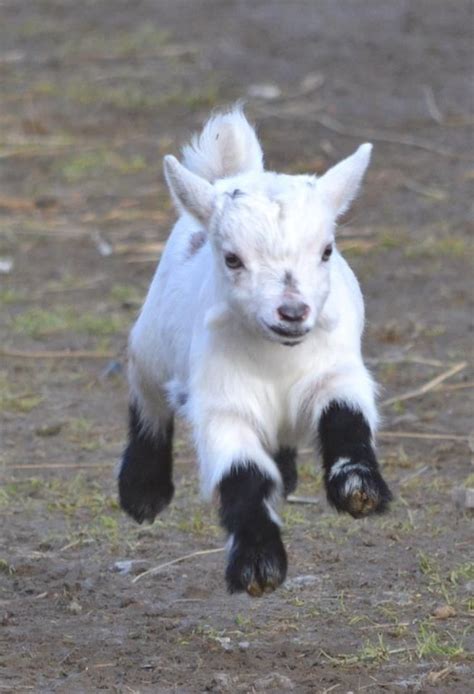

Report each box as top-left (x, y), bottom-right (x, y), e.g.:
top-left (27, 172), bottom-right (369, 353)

top-left (277, 302), bottom-right (310, 323)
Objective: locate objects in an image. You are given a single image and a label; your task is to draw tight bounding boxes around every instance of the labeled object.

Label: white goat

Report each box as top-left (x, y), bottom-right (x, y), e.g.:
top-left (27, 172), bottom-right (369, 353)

top-left (119, 107), bottom-right (392, 596)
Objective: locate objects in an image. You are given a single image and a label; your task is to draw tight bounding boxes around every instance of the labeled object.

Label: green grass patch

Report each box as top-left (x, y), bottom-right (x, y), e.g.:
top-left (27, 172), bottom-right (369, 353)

top-left (64, 417), bottom-right (102, 451)
top-left (282, 506), bottom-right (309, 528)
top-left (177, 508), bottom-right (219, 537)
top-left (33, 81), bottom-right (59, 96)
top-left (0, 372), bottom-right (42, 413)
top-left (418, 552), bottom-right (474, 604)
top-left (321, 633), bottom-right (393, 666)
top-left (0, 559), bottom-right (15, 575)
top-left (415, 621), bottom-right (466, 659)
top-left (462, 473), bottom-right (474, 488)
top-left (13, 306), bottom-right (127, 338)
top-left (66, 81), bottom-right (221, 114)
top-left (0, 289), bottom-right (26, 305)
top-left (66, 82), bottom-right (162, 111)
top-left (60, 149), bottom-right (146, 182)
top-left (404, 236), bottom-right (472, 259)
top-left (162, 84), bottom-right (221, 111)
top-left (64, 24), bottom-right (170, 59)
top-left (110, 284), bottom-right (143, 306)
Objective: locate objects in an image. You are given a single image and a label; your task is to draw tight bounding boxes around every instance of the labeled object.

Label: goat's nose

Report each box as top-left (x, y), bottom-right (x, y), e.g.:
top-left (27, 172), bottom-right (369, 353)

top-left (277, 302), bottom-right (310, 322)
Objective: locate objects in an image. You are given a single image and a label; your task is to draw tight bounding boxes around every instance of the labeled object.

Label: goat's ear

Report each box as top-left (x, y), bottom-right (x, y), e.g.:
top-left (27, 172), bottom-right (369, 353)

top-left (317, 143), bottom-right (372, 218)
top-left (163, 155), bottom-right (216, 226)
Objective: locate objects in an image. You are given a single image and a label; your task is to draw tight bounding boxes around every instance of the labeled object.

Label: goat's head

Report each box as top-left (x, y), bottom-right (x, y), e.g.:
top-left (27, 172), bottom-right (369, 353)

top-left (164, 144), bottom-right (372, 345)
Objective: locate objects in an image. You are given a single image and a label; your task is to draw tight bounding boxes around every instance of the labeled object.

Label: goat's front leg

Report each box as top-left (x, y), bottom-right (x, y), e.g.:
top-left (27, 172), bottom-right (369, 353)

top-left (199, 417), bottom-right (287, 596)
top-left (220, 464), bottom-right (287, 596)
top-left (318, 402), bottom-right (392, 518)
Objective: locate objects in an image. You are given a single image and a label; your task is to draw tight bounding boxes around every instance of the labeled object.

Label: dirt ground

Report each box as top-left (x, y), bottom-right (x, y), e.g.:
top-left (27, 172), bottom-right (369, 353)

top-left (0, 1), bottom-right (473, 692)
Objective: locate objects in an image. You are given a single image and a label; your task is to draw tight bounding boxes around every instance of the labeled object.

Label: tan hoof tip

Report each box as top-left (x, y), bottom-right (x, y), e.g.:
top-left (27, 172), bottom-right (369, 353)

top-left (247, 582), bottom-right (264, 597)
top-left (264, 582), bottom-right (276, 594)
top-left (350, 490), bottom-right (377, 516)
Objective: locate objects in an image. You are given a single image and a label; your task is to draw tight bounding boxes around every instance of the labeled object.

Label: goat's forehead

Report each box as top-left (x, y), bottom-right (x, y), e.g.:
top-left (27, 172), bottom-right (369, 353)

top-left (214, 175), bottom-right (329, 254)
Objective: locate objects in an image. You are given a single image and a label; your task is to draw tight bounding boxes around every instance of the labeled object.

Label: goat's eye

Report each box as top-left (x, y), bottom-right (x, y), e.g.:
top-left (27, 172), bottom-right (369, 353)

top-left (224, 253), bottom-right (244, 270)
top-left (322, 244), bottom-right (333, 262)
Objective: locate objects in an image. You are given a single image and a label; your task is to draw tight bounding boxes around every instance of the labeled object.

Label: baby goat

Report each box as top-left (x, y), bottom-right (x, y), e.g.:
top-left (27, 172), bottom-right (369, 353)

top-left (118, 107), bottom-right (392, 596)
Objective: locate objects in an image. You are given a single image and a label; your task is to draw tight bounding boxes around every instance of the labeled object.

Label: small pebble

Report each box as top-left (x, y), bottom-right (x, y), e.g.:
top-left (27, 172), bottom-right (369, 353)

top-left (67, 599), bottom-right (82, 615)
top-left (215, 636), bottom-right (232, 652)
top-left (0, 257), bottom-right (13, 274)
top-left (113, 560), bottom-right (134, 575)
top-left (300, 72), bottom-right (325, 92)
top-left (254, 673), bottom-right (294, 691)
top-left (452, 487), bottom-right (474, 510)
top-left (285, 574), bottom-right (320, 589)
top-left (101, 360), bottom-right (123, 379)
top-left (92, 231), bottom-right (113, 257)
top-left (111, 559), bottom-right (149, 575)
top-left (247, 83), bottom-right (281, 100)
top-left (35, 196), bottom-right (58, 210)
top-left (35, 423), bottom-right (63, 437)
top-left (432, 604), bottom-right (456, 619)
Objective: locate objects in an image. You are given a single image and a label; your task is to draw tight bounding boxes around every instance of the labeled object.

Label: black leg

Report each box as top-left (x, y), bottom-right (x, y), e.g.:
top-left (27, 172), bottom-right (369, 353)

top-left (318, 402), bottom-right (392, 518)
top-left (118, 403), bottom-right (174, 524)
top-left (219, 463), bottom-right (287, 596)
top-left (274, 446), bottom-right (298, 497)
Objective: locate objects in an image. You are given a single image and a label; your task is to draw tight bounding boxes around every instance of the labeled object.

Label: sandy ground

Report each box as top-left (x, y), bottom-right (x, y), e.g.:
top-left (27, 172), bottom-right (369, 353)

top-left (0, 1), bottom-right (473, 692)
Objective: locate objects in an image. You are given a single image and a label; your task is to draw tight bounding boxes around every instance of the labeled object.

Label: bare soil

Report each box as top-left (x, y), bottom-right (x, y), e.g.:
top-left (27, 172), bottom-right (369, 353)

top-left (0, 1), bottom-right (473, 692)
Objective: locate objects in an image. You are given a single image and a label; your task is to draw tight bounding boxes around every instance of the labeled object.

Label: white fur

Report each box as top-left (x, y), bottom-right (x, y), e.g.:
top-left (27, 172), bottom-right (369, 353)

top-left (128, 107), bottom-right (377, 499)
top-left (328, 459), bottom-right (368, 482)
top-left (264, 499), bottom-right (282, 527)
top-left (343, 473), bottom-right (364, 496)
top-left (328, 458), bottom-right (351, 479)
top-left (181, 106), bottom-right (264, 182)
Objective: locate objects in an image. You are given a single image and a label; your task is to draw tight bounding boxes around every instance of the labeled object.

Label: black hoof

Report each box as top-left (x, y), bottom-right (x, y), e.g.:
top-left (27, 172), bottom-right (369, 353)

top-left (326, 460), bottom-right (392, 518)
top-left (119, 464), bottom-right (174, 524)
top-left (226, 524), bottom-right (287, 597)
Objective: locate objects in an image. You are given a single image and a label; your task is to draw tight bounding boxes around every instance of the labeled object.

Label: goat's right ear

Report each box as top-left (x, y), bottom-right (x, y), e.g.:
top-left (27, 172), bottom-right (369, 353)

top-left (163, 155), bottom-right (216, 226)
top-left (317, 144), bottom-right (372, 219)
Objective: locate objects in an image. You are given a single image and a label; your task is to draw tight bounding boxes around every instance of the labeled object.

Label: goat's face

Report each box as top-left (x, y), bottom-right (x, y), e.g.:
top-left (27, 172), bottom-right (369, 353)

top-left (163, 142), bottom-right (372, 345)
top-left (210, 184), bottom-right (334, 345)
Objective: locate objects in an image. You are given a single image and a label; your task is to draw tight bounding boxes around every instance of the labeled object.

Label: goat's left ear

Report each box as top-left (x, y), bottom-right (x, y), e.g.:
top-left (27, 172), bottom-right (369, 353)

top-left (163, 155), bottom-right (216, 226)
top-left (317, 143), bottom-right (373, 219)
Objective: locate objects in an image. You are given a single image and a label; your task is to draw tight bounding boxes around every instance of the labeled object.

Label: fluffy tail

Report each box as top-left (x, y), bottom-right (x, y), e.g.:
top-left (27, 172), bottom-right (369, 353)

top-left (181, 106), bottom-right (264, 182)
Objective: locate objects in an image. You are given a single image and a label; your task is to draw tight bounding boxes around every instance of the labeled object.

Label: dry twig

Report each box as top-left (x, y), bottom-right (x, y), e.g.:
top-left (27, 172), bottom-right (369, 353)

top-left (312, 113), bottom-right (464, 159)
top-left (422, 85), bottom-right (444, 124)
top-left (434, 381), bottom-right (474, 393)
top-left (381, 361), bottom-right (467, 407)
top-left (287, 495), bottom-right (320, 505)
top-left (132, 547), bottom-right (225, 583)
top-left (399, 465), bottom-right (430, 485)
top-left (378, 431), bottom-right (469, 442)
top-left (366, 355), bottom-right (445, 367)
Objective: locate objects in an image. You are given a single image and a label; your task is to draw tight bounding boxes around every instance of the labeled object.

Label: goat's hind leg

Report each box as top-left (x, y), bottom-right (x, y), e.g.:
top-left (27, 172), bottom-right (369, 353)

top-left (118, 392), bottom-right (174, 525)
top-left (274, 446), bottom-right (298, 497)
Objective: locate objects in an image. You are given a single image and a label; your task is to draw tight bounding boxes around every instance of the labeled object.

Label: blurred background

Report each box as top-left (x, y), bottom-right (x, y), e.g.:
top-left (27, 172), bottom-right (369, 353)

top-left (1, 1), bottom-right (473, 691)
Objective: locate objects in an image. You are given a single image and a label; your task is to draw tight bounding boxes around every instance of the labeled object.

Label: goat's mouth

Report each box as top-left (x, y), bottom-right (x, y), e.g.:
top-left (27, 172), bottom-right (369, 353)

top-left (263, 323), bottom-right (310, 345)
